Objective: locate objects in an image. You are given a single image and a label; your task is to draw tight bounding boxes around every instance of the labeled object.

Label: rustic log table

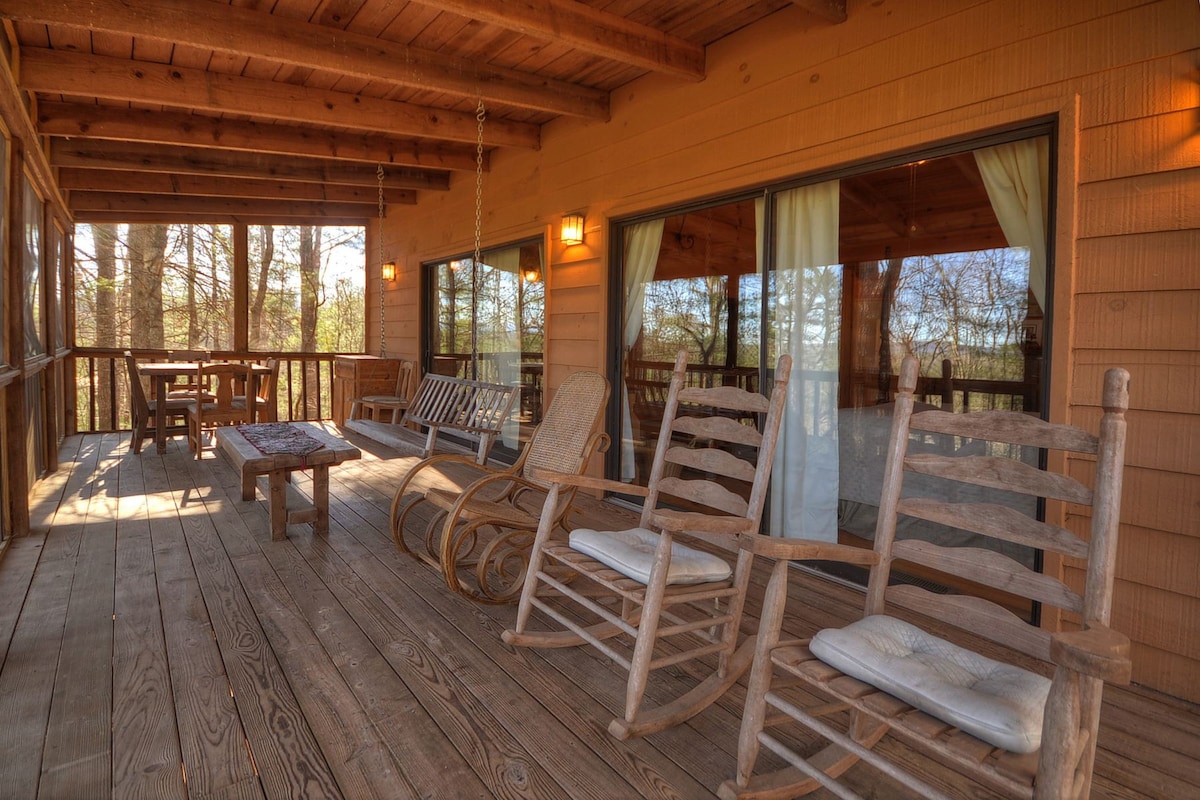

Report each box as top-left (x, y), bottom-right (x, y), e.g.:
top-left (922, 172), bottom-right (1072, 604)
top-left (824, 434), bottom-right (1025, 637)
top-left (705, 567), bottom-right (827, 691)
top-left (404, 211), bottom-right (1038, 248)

top-left (216, 422), bottom-right (361, 540)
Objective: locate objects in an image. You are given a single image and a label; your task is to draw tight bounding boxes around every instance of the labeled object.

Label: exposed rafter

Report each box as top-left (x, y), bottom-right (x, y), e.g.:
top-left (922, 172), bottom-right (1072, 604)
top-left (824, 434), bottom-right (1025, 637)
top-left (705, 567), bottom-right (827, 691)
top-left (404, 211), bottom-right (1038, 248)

top-left (48, 140), bottom-right (452, 190)
top-left (411, 0), bottom-right (707, 81)
top-left (36, 103), bottom-right (486, 173)
top-left (0, 1), bottom-right (849, 221)
top-left (20, 49), bottom-right (542, 149)
top-left (0, 0), bottom-right (610, 119)
top-left (55, 169), bottom-right (417, 206)
top-left (67, 192), bottom-right (378, 220)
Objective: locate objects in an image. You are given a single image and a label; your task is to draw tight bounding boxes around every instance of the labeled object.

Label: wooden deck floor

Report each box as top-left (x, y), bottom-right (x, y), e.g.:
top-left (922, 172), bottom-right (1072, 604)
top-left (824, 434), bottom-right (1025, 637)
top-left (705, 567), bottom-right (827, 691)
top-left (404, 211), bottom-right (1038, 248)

top-left (1, 427), bottom-right (1197, 800)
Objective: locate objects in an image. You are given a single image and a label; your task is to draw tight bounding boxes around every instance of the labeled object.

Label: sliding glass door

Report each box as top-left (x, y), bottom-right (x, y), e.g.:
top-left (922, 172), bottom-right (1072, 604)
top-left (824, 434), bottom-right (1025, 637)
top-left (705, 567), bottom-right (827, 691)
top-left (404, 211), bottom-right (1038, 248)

top-left (612, 129), bottom-right (1052, 616)
top-left (426, 238), bottom-right (545, 453)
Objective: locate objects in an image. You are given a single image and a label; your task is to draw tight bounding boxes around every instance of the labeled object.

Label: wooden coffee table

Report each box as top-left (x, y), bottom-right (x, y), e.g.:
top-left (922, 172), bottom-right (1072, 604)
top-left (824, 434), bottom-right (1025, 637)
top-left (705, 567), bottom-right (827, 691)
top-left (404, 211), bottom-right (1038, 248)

top-left (216, 422), bottom-right (361, 540)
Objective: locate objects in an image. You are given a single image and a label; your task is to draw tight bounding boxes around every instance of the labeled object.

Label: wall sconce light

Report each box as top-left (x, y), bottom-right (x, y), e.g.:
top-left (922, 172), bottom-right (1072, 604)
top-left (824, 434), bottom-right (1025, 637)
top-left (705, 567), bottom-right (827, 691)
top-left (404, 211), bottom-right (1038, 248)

top-left (561, 212), bottom-right (585, 246)
top-left (522, 266), bottom-right (542, 283)
top-left (381, 261), bottom-right (397, 282)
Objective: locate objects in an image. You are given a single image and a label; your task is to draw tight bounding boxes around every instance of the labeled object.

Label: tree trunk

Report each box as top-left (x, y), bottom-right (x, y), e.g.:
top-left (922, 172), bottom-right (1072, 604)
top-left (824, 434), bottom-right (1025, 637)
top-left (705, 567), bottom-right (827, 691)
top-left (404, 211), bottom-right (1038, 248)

top-left (250, 225), bottom-right (273, 350)
top-left (128, 224), bottom-right (168, 349)
top-left (185, 225), bottom-right (199, 347)
top-left (94, 223), bottom-right (119, 429)
top-left (299, 225), bottom-right (320, 417)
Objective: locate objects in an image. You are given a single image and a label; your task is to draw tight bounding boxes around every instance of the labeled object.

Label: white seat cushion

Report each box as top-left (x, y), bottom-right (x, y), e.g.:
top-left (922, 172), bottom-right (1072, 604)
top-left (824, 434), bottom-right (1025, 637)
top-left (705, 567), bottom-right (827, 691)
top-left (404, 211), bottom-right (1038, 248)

top-left (568, 527), bottom-right (732, 585)
top-left (809, 614), bottom-right (1051, 753)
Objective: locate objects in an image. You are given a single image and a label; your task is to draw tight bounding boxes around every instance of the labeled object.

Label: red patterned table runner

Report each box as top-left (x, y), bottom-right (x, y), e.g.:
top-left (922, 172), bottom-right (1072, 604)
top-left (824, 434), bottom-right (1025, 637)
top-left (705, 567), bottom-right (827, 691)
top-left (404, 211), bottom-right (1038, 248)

top-left (236, 423), bottom-right (324, 457)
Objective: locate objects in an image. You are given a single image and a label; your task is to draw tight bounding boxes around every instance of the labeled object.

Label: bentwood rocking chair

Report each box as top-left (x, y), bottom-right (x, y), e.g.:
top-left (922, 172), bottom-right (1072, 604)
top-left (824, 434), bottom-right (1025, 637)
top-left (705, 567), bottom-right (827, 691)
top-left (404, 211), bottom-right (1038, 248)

top-left (502, 351), bottom-right (792, 739)
top-left (721, 355), bottom-right (1131, 800)
top-left (391, 369), bottom-right (610, 603)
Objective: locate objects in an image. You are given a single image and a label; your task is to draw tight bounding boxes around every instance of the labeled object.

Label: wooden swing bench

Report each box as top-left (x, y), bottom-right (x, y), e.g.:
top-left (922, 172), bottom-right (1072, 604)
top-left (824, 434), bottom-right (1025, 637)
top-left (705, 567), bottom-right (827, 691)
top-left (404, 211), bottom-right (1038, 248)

top-left (345, 372), bottom-right (518, 465)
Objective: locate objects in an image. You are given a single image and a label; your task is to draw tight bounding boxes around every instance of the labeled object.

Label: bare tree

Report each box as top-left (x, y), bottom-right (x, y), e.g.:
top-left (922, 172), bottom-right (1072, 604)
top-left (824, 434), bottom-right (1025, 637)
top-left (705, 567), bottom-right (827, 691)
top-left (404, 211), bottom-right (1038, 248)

top-left (299, 225), bottom-right (320, 416)
top-left (184, 225), bottom-right (200, 347)
top-left (127, 224), bottom-right (168, 348)
top-left (93, 224), bottom-right (119, 427)
top-left (250, 225), bottom-right (273, 349)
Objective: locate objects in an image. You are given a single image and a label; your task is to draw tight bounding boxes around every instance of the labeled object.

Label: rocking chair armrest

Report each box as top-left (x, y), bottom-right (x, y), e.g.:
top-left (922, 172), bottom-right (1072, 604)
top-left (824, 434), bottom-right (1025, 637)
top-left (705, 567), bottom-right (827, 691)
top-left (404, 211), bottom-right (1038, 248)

top-left (739, 533), bottom-right (882, 566)
top-left (648, 509), bottom-right (755, 536)
top-left (526, 468), bottom-right (651, 497)
top-left (1049, 625), bottom-right (1132, 684)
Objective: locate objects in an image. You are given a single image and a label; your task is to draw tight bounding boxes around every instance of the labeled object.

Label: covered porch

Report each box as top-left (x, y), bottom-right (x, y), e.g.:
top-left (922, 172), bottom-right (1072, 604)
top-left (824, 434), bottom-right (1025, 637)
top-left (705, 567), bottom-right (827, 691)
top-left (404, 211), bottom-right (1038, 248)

top-left (2, 428), bottom-right (1196, 800)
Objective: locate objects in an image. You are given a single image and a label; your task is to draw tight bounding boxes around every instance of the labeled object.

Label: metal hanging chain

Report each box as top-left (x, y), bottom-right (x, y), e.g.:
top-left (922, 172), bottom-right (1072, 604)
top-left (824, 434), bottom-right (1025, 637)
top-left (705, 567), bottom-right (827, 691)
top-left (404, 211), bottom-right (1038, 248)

top-left (470, 99), bottom-right (485, 378)
top-left (377, 162), bottom-right (387, 357)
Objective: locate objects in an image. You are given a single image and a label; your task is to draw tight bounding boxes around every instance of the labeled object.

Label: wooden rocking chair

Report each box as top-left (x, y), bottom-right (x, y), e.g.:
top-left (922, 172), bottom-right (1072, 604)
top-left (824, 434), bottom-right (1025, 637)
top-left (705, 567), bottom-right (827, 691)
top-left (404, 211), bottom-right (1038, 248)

top-left (502, 351), bottom-right (792, 739)
top-left (390, 369), bottom-right (610, 603)
top-left (721, 355), bottom-right (1131, 800)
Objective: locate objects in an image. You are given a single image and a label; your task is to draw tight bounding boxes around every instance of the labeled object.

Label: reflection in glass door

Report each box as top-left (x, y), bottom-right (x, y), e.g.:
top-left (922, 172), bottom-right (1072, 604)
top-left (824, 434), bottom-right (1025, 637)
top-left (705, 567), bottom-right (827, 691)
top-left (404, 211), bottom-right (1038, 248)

top-left (427, 239), bottom-right (545, 453)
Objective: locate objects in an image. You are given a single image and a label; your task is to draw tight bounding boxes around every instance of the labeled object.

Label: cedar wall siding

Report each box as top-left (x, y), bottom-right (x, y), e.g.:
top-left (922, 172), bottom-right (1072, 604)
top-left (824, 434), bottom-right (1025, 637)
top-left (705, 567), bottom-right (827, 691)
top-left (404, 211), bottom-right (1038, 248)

top-left (376, 0), bottom-right (1200, 701)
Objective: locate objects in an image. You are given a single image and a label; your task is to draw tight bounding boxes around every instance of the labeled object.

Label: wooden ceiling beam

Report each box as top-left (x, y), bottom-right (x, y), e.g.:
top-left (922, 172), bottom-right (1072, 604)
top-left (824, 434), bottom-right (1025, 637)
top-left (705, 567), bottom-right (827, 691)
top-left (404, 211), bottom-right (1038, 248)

top-left (48, 140), bottom-right (451, 190)
top-left (73, 210), bottom-right (367, 226)
top-left (37, 102), bottom-right (485, 173)
top-left (57, 169), bottom-right (417, 205)
top-left (410, 0), bottom-right (706, 81)
top-left (20, 48), bottom-right (541, 149)
top-left (68, 191), bottom-right (374, 221)
top-left (0, 0), bottom-right (608, 119)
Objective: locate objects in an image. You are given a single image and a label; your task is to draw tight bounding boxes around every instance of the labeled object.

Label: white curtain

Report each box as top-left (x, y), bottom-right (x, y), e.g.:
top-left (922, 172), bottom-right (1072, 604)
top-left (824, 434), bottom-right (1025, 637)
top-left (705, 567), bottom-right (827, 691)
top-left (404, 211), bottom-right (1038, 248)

top-left (769, 180), bottom-right (842, 541)
top-left (974, 138), bottom-right (1050, 311)
top-left (620, 219), bottom-right (665, 481)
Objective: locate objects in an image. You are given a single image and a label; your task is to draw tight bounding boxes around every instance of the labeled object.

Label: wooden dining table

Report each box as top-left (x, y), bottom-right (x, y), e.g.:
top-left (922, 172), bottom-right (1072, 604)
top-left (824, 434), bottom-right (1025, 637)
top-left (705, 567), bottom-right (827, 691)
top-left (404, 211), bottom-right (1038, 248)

top-left (138, 361), bottom-right (273, 453)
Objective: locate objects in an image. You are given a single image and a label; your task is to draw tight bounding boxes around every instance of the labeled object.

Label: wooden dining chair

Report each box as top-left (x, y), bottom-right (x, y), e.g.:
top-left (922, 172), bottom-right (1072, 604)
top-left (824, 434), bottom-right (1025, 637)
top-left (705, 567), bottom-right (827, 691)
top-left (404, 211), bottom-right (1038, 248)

top-left (165, 348), bottom-right (213, 399)
top-left (721, 355), bottom-right (1132, 800)
top-left (502, 351), bottom-right (792, 739)
top-left (124, 351), bottom-right (191, 454)
top-left (350, 359), bottom-right (416, 423)
top-left (232, 358), bottom-right (281, 422)
top-left (187, 361), bottom-right (253, 458)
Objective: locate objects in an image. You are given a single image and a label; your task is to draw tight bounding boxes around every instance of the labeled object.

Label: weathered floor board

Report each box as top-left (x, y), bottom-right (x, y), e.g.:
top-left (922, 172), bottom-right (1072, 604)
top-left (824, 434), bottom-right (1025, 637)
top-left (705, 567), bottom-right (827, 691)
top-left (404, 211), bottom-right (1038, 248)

top-left (0, 427), bottom-right (1195, 800)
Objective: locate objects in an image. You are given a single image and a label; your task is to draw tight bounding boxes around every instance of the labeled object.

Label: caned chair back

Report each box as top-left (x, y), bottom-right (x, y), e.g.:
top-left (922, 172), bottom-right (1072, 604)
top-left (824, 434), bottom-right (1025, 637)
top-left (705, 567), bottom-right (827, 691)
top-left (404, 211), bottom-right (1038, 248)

top-left (521, 370), bottom-right (611, 485)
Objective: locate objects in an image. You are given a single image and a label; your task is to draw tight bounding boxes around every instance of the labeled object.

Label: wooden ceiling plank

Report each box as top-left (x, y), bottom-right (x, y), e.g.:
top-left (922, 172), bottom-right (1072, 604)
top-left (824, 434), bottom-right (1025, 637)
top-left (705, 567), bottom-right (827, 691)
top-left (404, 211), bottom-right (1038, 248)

top-left (57, 168), bottom-right (417, 205)
top-left (36, 101), bottom-right (485, 172)
top-left (20, 47), bottom-right (541, 149)
top-left (408, 0), bottom-right (706, 81)
top-left (0, 0), bottom-right (608, 118)
top-left (67, 191), bottom-right (376, 219)
top-left (790, 0), bottom-right (848, 25)
top-left (48, 139), bottom-right (451, 190)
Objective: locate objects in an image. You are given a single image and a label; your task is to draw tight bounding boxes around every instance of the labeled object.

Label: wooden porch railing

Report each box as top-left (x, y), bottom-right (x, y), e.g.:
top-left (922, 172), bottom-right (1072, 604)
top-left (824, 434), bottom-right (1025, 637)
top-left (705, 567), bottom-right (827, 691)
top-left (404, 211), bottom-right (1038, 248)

top-left (70, 348), bottom-right (342, 435)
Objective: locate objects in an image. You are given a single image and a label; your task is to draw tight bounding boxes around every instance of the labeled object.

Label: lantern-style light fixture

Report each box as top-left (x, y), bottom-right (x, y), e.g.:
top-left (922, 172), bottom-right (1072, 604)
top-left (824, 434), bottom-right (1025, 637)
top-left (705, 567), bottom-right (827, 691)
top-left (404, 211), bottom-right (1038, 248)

top-left (561, 212), bottom-right (585, 246)
top-left (381, 261), bottom-right (397, 282)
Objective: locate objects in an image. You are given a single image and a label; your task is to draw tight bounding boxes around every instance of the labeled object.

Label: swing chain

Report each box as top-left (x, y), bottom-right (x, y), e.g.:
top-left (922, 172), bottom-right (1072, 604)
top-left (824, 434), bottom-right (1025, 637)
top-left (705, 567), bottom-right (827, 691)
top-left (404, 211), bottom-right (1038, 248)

top-left (471, 99), bottom-right (485, 377)
top-left (473, 99), bottom-right (485, 268)
top-left (377, 162), bottom-right (387, 357)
